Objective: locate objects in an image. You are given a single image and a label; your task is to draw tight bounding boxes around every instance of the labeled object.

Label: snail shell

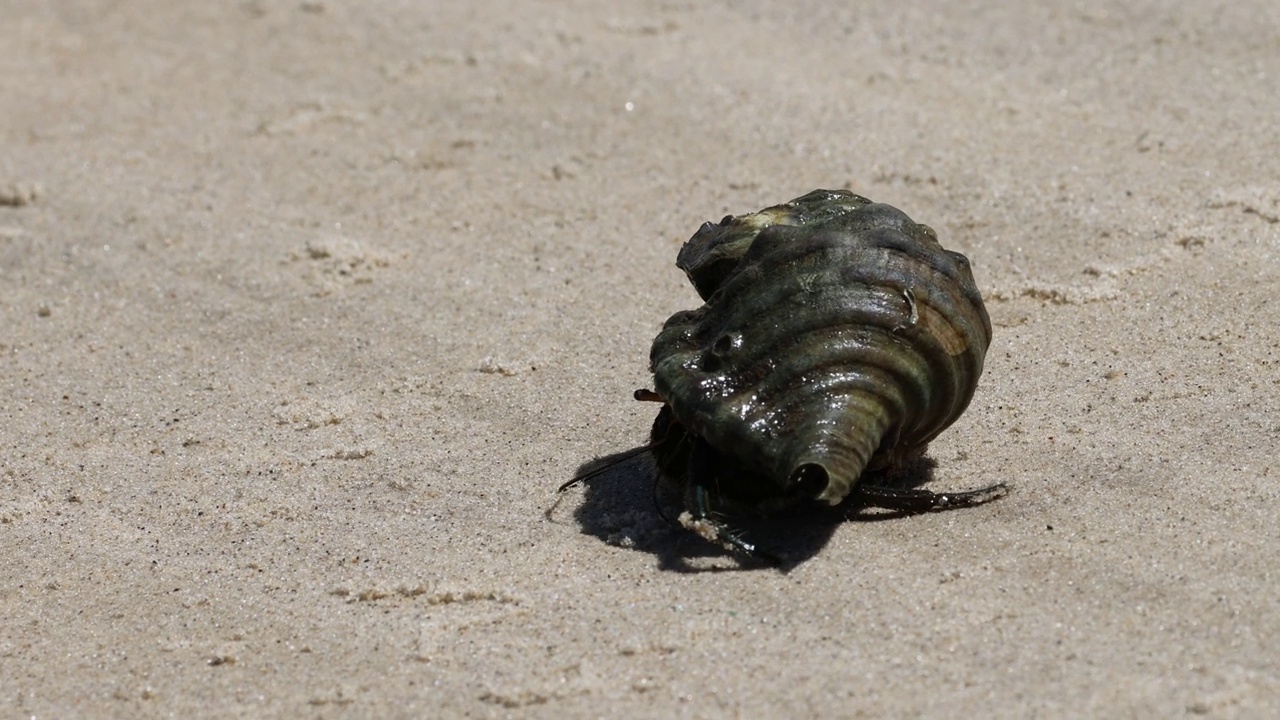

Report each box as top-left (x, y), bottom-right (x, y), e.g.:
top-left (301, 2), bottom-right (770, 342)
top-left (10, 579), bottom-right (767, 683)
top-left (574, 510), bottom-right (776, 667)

top-left (650, 189), bottom-right (992, 512)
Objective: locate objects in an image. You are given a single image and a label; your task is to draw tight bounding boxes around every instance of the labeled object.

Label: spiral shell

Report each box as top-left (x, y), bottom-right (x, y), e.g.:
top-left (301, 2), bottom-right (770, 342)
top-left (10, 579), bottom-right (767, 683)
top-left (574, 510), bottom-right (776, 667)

top-left (644, 189), bottom-right (1000, 560)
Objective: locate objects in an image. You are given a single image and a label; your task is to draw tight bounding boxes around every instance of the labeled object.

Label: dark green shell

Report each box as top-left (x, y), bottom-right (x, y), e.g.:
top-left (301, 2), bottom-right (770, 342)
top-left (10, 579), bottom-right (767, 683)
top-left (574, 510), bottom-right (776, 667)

top-left (650, 189), bottom-right (991, 506)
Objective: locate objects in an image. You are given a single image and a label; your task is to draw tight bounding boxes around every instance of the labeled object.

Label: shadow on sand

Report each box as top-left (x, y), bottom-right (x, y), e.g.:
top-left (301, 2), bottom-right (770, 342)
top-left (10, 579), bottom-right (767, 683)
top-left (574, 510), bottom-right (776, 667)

top-left (547, 446), bottom-right (947, 573)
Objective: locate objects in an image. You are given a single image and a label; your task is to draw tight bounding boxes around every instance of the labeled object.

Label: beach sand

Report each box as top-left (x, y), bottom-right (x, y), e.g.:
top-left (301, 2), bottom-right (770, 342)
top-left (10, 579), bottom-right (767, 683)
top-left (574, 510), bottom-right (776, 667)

top-left (3, 1), bottom-right (1278, 716)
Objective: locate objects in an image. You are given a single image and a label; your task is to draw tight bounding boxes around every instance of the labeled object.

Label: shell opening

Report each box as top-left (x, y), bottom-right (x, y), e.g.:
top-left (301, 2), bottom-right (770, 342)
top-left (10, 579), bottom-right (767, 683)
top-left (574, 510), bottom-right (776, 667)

top-left (788, 463), bottom-right (830, 499)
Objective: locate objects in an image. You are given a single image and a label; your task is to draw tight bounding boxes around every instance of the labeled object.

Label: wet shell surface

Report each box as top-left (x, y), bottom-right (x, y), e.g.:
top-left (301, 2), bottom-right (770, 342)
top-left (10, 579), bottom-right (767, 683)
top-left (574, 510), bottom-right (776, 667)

top-left (643, 189), bottom-right (1002, 560)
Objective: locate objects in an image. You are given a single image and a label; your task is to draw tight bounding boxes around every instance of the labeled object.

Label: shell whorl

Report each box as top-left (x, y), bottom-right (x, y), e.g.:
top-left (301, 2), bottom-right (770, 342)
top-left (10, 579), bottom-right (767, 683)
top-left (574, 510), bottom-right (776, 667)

top-left (650, 190), bottom-right (991, 505)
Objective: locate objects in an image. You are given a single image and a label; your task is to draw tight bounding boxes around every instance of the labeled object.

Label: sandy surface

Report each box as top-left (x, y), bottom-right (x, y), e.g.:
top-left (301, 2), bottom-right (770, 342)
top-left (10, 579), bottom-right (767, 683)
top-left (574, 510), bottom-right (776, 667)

top-left (3, 1), bottom-right (1279, 717)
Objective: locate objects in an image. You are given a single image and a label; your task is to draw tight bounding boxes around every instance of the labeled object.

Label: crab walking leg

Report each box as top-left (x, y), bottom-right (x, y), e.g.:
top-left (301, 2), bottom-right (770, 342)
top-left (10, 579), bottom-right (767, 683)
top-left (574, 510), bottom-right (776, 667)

top-left (853, 482), bottom-right (1009, 513)
top-left (677, 439), bottom-right (781, 564)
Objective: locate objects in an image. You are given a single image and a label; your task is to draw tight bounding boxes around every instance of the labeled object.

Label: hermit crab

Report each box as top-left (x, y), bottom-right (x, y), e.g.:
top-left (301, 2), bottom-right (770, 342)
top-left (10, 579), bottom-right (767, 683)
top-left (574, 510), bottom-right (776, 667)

top-left (565, 189), bottom-right (1005, 562)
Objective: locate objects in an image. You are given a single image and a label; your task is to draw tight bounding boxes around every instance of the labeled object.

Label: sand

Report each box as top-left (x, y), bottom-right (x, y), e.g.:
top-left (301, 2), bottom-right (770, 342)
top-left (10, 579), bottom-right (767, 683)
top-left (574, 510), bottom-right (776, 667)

top-left (3, 1), bottom-right (1278, 717)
